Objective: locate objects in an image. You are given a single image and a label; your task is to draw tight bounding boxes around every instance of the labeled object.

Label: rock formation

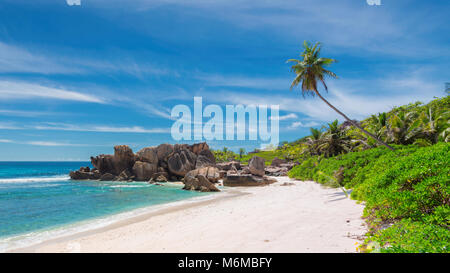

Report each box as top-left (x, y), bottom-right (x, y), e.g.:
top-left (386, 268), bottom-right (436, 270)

top-left (132, 161), bottom-right (157, 181)
top-left (183, 174), bottom-right (220, 192)
top-left (248, 156), bottom-right (265, 176)
top-left (185, 166), bottom-right (220, 183)
top-left (70, 143), bottom-right (289, 192)
top-left (223, 156), bottom-right (276, 187)
top-left (271, 157), bottom-right (287, 167)
top-left (71, 142), bottom-right (218, 190)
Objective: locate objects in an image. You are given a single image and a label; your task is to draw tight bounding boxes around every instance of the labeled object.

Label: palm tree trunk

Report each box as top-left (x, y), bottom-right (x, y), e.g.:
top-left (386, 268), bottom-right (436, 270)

top-left (314, 90), bottom-right (395, 151)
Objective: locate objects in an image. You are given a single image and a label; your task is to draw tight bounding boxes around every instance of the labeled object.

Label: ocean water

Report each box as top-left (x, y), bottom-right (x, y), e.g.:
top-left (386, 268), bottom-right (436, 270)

top-left (0, 162), bottom-right (208, 251)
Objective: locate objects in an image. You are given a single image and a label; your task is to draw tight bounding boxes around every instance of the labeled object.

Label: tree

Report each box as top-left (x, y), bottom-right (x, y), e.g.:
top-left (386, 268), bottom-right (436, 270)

top-left (386, 110), bottom-right (421, 145)
top-left (416, 107), bottom-right (450, 144)
top-left (239, 148), bottom-right (246, 158)
top-left (368, 112), bottom-right (387, 140)
top-left (287, 41), bottom-right (395, 151)
top-left (303, 127), bottom-right (322, 156)
top-left (317, 120), bottom-right (353, 157)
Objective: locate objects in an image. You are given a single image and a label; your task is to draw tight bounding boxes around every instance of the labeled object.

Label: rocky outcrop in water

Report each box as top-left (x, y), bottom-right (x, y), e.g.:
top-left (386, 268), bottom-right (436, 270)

top-left (71, 142), bottom-right (220, 192)
top-left (70, 143), bottom-right (290, 191)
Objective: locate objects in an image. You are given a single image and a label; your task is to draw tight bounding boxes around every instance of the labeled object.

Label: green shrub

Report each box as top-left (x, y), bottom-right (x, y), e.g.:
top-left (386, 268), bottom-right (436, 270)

top-left (368, 219), bottom-right (450, 253)
top-left (288, 142), bottom-right (450, 252)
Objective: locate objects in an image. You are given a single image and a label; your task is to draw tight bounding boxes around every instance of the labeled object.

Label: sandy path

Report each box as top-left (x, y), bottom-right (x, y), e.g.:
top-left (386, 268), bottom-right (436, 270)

top-left (13, 177), bottom-right (366, 253)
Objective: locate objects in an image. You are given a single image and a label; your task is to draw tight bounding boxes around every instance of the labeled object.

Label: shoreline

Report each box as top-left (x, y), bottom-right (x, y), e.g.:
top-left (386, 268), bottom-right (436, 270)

top-left (5, 184), bottom-right (238, 253)
top-left (10, 177), bottom-right (367, 253)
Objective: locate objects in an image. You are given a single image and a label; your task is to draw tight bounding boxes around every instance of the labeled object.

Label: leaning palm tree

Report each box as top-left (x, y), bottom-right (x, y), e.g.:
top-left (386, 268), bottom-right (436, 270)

top-left (288, 41), bottom-right (395, 151)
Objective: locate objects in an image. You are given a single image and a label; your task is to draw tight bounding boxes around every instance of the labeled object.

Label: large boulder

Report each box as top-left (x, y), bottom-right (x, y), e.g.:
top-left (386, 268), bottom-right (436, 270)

top-left (195, 150), bottom-right (216, 168)
top-left (132, 161), bottom-right (157, 181)
top-left (190, 142), bottom-right (210, 154)
top-left (90, 154), bottom-right (115, 174)
top-left (113, 145), bottom-right (135, 174)
top-left (70, 169), bottom-right (101, 180)
top-left (248, 156), bottom-right (265, 177)
top-left (167, 148), bottom-right (197, 176)
top-left (271, 157), bottom-right (287, 167)
top-left (136, 147), bottom-right (158, 164)
top-left (149, 171), bottom-right (169, 182)
top-left (156, 143), bottom-right (174, 162)
top-left (114, 169), bottom-right (134, 181)
top-left (99, 173), bottom-right (116, 181)
top-left (185, 167), bottom-right (220, 183)
top-left (90, 146), bottom-right (135, 176)
top-left (216, 161), bottom-right (241, 171)
top-left (183, 174), bottom-right (220, 192)
top-left (223, 174), bottom-right (276, 187)
top-left (265, 166), bottom-right (288, 176)
top-left (155, 174), bottom-right (168, 182)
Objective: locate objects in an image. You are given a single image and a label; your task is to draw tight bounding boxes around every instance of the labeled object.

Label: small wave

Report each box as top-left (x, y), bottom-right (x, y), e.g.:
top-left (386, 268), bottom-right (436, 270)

top-left (109, 185), bottom-right (149, 188)
top-left (0, 176), bottom-right (70, 184)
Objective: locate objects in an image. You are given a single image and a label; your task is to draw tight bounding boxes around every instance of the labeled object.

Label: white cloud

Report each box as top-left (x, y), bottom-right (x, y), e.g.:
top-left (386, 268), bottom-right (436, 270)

top-left (196, 74), bottom-right (290, 90)
top-left (0, 139), bottom-right (91, 147)
top-left (0, 109), bottom-right (58, 117)
top-left (0, 42), bottom-right (81, 74)
top-left (271, 113), bottom-right (298, 121)
top-left (0, 81), bottom-right (104, 103)
top-left (25, 141), bottom-right (82, 147)
top-left (0, 122), bottom-right (23, 130)
top-left (32, 123), bottom-right (170, 134)
top-left (287, 120), bottom-right (320, 130)
top-left (0, 41), bottom-right (172, 77)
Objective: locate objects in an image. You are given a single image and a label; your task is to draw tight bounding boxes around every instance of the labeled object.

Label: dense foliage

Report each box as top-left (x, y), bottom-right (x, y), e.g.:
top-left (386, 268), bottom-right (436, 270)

top-left (244, 96), bottom-right (449, 164)
top-left (289, 143), bottom-right (449, 252)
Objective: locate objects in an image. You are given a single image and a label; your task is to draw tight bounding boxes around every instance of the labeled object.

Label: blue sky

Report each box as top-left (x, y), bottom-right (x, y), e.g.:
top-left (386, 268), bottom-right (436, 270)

top-left (0, 0), bottom-right (448, 160)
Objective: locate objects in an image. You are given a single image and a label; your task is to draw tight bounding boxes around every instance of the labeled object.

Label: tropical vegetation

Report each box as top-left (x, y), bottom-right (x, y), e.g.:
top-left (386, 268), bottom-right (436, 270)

top-left (215, 95), bottom-right (449, 252)
top-left (212, 40), bottom-right (449, 252)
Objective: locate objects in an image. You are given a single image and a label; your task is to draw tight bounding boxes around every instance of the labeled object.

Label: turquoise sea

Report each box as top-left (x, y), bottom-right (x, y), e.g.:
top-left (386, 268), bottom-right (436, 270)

top-left (0, 162), bottom-right (207, 251)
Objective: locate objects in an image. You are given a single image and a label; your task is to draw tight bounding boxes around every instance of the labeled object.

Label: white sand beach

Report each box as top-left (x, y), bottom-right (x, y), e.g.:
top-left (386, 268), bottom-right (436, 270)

top-left (13, 177), bottom-right (366, 253)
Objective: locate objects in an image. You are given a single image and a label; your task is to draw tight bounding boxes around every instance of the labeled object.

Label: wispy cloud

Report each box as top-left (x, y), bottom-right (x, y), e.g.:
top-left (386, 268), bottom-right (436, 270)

top-left (32, 123), bottom-right (170, 133)
top-left (196, 74), bottom-right (290, 90)
top-left (287, 120), bottom-right (320, 130)
top-left (0, 42), bottom-right (82, 74)
top-left (0, 139), bottom-right (92, 147)
top-left (0, 109), bottom-right (59, 117)
top-left (0, 81), bottom-right (104, 103)
top-left (96, 0), bottom-right (448, 57)
top-left (25, 141), bottom-right (84, 147)
top-left (0, 41), bottom-right (173, 77)
top-left (271, 113), bottom-right (298, 121)
top-left (0, 122), bottom-right (23, 130)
